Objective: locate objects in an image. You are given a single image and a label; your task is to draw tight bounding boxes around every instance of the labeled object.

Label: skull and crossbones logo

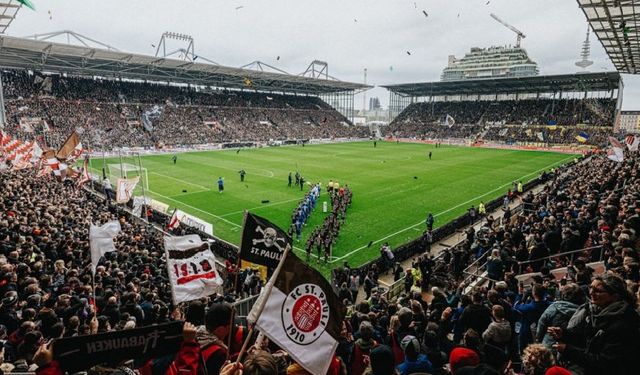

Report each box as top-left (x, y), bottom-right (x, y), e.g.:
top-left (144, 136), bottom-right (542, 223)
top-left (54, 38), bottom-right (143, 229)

top-left (253, 226), bottom-right (286, 252)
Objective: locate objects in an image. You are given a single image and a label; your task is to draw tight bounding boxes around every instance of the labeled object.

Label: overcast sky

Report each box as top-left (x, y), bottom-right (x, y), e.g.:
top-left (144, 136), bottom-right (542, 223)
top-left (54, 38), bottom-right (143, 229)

top-left (6, 0), bottom-right (640, 110)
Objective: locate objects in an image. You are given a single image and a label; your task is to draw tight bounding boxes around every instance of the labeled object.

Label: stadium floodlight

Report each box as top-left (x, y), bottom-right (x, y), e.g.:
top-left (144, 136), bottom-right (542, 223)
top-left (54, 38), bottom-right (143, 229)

top-left (155, 31), bottom-right (195, 61)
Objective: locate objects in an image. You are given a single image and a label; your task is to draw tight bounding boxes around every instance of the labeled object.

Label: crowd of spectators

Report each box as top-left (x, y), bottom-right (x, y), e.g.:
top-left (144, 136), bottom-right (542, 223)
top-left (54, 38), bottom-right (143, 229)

top-left (2, 69), bottom-right (640, 375)
top-left (391, 99), bottom-right (616, 128)
top-left (0, 145), bottom-right (637, 375)
top-left (386, 122), bottom-right (484, 141)
top-left (387, 98), bottom-right (617, 145)
top-left (483, 126), bottom-right (612, 147)
top-left (329, 149), bottom-right (638, 375)
top-left (0, 70), bottom-right (369, 150)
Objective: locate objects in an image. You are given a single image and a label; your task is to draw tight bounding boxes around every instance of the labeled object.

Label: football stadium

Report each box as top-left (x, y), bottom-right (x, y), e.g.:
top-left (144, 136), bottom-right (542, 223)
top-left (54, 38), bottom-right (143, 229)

top-left (0, 1), bottom-right (639, 374)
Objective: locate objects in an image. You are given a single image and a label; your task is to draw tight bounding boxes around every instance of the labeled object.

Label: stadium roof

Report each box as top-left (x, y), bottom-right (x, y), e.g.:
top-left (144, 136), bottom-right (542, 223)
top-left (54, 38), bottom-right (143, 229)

top-left (577, 0), bottom-right (640, 74)
top-left (382, 72), bottom-right (621, 97)
top-left (0, 35), bottom-right (370, 95)
top-left (0, 1), bottom-right (21, 35)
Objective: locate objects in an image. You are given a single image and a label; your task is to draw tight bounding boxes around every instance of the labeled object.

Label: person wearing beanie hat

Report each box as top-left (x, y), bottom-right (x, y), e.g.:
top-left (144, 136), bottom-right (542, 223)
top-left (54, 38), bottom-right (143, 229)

top-left (449, 347), bottom-right (480, 374)
top-left (396, 335), bottom-right (432, 375)
top-left (549, 273), bottom-right (640, 375)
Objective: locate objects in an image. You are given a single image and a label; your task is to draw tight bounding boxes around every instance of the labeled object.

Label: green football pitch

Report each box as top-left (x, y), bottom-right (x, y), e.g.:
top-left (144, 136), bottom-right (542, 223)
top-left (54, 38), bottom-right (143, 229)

top-left (97, 141), bottom-right (574, 275)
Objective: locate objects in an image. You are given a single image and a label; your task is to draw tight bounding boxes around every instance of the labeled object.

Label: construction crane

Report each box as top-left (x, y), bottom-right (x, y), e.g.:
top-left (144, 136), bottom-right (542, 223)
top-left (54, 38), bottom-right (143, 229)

top-left (490, 13), bottom-right (526, 48)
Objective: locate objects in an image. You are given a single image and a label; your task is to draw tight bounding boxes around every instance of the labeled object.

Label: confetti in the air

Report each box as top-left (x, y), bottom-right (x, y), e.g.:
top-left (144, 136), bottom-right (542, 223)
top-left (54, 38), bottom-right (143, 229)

top-left (235, 6), bottom-right (244, 10)
top-left (422, 10), bottom-right (428, 17)
top-left (277, 56), bottom-right (280, 61)
top-left (406, 51), bottom-right (412, 55)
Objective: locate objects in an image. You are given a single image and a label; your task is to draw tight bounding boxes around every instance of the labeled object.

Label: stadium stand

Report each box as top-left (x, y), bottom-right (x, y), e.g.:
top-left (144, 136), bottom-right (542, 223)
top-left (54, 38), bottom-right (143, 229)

top-left (386, 98), bottom-right (616, 145)
top-left (0, 70), bottom-right (370, 149)
top-left (0, 35), bottom-right (636, 375)
top-left (0, 148), bottom-right (638, 374)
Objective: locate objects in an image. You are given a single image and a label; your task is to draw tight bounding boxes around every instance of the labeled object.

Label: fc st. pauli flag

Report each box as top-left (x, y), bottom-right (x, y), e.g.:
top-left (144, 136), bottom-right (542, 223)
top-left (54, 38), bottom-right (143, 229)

top-left (249, 252), bottom-right (345, 375)
top-left (165, 235), bottom-right (223, 304)
top-left (240, 212), bottom-right (291, 269)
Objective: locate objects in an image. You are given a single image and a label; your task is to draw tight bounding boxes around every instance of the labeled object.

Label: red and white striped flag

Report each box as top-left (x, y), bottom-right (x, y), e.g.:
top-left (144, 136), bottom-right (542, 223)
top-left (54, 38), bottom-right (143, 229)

top-left (626, 134), bottom-right (639, 152)
top-left (3, 139), bottom-right (22, 158)
top-left (167, 209), bottom-right (180, 231)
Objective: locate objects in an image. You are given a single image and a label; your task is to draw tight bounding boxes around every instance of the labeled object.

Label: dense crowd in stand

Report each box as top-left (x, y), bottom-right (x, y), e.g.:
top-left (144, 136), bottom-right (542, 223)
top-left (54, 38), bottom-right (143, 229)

top-left (387, 98), bottom-right (617, 146)
top-left (482, 126), bottom-right (611, 147)
top-left (392, 99), bottom-right (616, 128)
top-left (386, 122), bottom-right (484, 141)
top-left (3, 69), bottom-right (640, 375)
top-left (0, 70), bottom-right (369, 149)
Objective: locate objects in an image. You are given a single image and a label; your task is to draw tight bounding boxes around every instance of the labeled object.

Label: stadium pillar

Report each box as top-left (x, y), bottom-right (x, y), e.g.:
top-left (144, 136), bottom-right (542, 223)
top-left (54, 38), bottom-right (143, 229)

top-left (615, 77), bottom-right (624, 113)
top-left (0, 71), bottom-right (6, 128)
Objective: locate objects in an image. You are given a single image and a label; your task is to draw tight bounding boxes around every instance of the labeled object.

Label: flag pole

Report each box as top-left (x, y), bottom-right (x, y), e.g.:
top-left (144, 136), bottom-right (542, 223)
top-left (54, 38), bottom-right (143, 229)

top-left (102, 150), bottom-right (106, 179)
top-left (228, 211), bottom-right (248, 360)
top-left (136, 152), bottom-right (148, 222)
top-left (234, 243), bottom-right (291, 365)
top-left (233, 211), bottom-right (248, 295)
top-left (92, 271), bottom-right (97, 319)
top-left (118, 150), bottom-right (124, 178)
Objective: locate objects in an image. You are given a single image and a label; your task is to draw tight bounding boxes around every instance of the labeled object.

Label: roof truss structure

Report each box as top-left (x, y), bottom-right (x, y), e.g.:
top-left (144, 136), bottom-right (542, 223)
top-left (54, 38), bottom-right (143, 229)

top-left (383, 72), bottom-right (621, 97)
top-left (0, 35), bottom-right (370, 95)
top-left (0, 1), bottom-right (21, 35)
top-left (577, 0), bottom-right (640, 74)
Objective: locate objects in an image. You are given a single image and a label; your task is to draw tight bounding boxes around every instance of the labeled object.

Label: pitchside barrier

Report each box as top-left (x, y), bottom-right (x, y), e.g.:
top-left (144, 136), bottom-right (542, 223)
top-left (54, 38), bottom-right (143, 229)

top-left (233, 294), bottom-right (260, 317)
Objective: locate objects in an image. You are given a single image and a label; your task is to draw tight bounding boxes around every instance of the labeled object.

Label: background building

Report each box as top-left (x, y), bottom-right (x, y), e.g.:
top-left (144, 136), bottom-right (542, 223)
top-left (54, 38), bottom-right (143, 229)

top-left (617, 111), bottom-right (640, 133)
top-left (441, 46), bottom-right (539, 81)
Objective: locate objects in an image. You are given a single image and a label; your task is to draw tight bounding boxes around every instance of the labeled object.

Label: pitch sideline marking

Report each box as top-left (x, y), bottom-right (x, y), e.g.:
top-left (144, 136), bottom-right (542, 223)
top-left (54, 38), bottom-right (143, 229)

top-left (330, 155), bottom-right (575, 263)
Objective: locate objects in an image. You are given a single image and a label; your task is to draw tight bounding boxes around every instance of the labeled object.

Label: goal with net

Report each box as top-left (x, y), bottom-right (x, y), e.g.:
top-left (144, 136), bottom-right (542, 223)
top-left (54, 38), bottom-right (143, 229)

top-left (107, 163), bottom-right (149, 193)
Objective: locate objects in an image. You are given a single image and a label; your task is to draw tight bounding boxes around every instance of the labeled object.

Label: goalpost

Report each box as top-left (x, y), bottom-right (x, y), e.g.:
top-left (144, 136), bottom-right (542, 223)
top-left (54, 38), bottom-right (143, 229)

top-left (107, 163), bottom-right (149, 193)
